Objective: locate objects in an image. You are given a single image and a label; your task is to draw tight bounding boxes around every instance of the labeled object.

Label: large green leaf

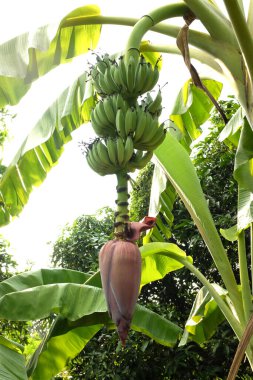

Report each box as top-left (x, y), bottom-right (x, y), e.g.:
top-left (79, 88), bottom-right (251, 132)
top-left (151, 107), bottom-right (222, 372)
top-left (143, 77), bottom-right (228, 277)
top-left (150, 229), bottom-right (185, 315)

top-left (0, 283), bottom-right (106, 321)
top-left (0, 268), bottom-right (90, 297)
top-left (140, 242), bottom-right (192, 285)
top-left (170, 78), bottom-right (223, 151)
top-left (0, 344), bottom-right (27, 380)
top-left (154, 132), bottom-right (241, 314)
top-left (0, 5), bottom-right (101, 107)
top-left (0, 72), bottom-right (95, 226)
top-left (179, 284), bottom-right (228, 345)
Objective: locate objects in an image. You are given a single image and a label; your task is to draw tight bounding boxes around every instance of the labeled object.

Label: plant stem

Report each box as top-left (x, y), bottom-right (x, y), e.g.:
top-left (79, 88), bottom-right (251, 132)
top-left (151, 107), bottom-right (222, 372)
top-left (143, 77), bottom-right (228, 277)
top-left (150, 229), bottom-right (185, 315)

top-left (114, 173), bottom-right (130, 239)
top-left (184, 0), bottom-right (238, 45)
top-left (124, 3), bottom-right (189, 60)
top-left (140, 42), bottom-right (223, 75)
top-left (238, 230), bottom-right (252, 321)
top-left (223, 0), bottom-right (253, 89)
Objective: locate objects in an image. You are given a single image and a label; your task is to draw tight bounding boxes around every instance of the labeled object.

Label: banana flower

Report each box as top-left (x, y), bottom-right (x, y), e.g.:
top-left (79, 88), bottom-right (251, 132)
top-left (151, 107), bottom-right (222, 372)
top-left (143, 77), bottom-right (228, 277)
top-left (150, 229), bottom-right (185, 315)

top-left (99, 216), bottom-right (156, 345)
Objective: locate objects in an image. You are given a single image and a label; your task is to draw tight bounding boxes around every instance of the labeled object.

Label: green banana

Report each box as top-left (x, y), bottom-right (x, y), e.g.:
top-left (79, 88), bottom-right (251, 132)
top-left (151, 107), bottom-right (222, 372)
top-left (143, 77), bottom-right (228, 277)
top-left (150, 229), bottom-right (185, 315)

top-left (103, 97), bottom-right (116, 124)
top-left (116, 109), bottom-right (126, 139)
top-left (125, 107), bottom-right (137, 136)
top-left (140, 117), bottom-right (159, 144)
top-left (141, 64), bottom-right (159, 94)
top-left (104, 66), bottom-right (119, 93)
top-left (116, 136), bottom-right (125, 166)
top-left (122, 136), bottom-right (134, 165)
top-left (106, 138), bottom-right (118, 166)
top-left (90, 110), bottom-right (106, 137)
top-left (133, 110), bottom-right (150, 143)
top-left (96, 139), bottom-right (112, 167)
top-left (86, 145), bottom-right (107, 176)
top-left (95, 57), bottom-right (108, 74)
top-left (147, 88), bottom-right (163, 116)
top-left (118, 56), bottom-right (128, 88)
top-left (126, 55), bottom-right (137, 94)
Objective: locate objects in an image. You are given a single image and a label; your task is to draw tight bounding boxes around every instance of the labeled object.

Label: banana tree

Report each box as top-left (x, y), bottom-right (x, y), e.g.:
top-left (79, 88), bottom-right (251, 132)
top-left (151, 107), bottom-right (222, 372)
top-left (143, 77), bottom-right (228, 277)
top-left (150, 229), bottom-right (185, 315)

top-left (1, 0), bottom-right (253, 378)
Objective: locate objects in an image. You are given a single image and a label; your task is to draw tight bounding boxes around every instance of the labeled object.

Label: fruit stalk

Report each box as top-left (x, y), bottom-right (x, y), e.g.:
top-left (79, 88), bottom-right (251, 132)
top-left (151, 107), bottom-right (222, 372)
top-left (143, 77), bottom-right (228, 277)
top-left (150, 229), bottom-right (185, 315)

top-left (114, 172), bottom-right (130, 238)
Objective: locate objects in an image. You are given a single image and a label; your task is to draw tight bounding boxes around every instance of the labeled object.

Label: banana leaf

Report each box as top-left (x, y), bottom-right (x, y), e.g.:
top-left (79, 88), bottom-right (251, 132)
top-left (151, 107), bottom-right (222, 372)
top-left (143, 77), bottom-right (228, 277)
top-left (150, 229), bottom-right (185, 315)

top-left (27, 304), bottom-right (182, 379)
top-left (140, 242), bottom-right (192, 285)
top-left (0, 344), bottom-right (27, 380)
top-left (169, 78), bottom-right (223, 151)
top-left (0, 5), bottom-right (101, 107)
top-left (179, 284), bottom-right (228, 345)
top-left (0, 72), bottom-right (95, 226)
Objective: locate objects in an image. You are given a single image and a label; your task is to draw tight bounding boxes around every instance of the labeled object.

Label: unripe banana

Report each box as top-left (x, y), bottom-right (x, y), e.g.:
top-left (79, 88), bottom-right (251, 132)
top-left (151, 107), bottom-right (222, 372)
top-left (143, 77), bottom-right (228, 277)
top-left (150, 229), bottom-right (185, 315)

top-left (127, 55), bottom-right (139, 94)
top-left (118, 57), bottom-right (128, 89)
top-left (116, 136), bottom-right (125, 165)
top-left (125, 107), bottom-right (137, 136)
top-left (96, 139), bottom-right (113, 167)
top-left (146, 88), bottom-right (163, 116)
top-left (133, 110), bottom-right (150, 143)
top-left (122, 136), bottom-right (134, 165)
top-left (106, 138), bottom-right (118, 166)
top-left (103, 97), bottom-right (116, 124)
top-left (116, 109), bottom-right (126, 139)
top-left (104, 66), bottom-right (119, 93)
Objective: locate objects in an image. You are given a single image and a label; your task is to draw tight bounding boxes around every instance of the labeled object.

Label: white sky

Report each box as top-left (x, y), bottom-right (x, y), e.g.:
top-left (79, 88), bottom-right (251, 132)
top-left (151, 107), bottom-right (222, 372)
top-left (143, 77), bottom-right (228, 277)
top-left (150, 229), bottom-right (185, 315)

top-left (0, 0), bottom-right (230, 269)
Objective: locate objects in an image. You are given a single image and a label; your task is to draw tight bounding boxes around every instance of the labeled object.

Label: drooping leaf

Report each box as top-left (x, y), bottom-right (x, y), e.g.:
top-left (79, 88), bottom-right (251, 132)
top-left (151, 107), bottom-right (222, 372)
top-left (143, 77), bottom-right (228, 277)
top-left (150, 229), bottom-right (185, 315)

top-left (170, 78), bottom-right (223, 151)
top-left (0, 5), bottom-right (101, 107)
top-left (0, 344), bottom-right (27, 380)
top-left (234, 118), bottom-right (253, 193)
top-left (132, 304), bottom-right (182, 347)
top-left (140, 242), bottom-right (192, 285)
top-left (0, 72), bottom-right (95, 226)
top-left (218, 106), bottom-right (243, 146)
top-left (220, 224), bottom-right (239, 241)
top-left (179, 284), bottom-right (228, 345)
top-left (146, 163), bottom-right (176, 243)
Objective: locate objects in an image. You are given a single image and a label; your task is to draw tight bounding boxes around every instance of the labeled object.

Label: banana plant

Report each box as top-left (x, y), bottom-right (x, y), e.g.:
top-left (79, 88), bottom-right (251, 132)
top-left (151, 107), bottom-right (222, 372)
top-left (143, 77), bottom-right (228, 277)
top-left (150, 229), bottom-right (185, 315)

top-left (1, 0), bottom-right (253, 377)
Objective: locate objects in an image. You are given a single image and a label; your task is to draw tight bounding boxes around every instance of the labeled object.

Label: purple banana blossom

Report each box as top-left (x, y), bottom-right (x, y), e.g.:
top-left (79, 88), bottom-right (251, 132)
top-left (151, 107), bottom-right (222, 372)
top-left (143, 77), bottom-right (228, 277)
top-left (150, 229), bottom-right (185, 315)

top-left (99, 217), bottom-right (156, 345)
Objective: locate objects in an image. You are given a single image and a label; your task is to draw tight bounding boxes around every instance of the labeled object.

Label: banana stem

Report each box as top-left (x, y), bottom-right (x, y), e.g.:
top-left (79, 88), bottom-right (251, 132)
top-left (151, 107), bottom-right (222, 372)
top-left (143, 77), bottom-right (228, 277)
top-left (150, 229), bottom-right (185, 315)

top-left (114, 173), bottom-right (130, 238)
top-left (124, 3), bottom-right (189, 61)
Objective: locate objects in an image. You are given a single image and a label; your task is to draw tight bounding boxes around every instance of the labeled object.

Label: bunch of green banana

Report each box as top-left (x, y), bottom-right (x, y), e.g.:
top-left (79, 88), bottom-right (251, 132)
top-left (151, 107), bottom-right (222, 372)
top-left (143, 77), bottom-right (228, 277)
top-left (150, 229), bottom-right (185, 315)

top-left (90, 56), bottom-right (120, 96)
top-left (112, 55), bottom-right (160, 99)
top-left (90, 94), bottom-right (129, 137)
top-left (86, 136), bottom-right (135, 176)
top-left (133, 109), bottom-right (166, 151)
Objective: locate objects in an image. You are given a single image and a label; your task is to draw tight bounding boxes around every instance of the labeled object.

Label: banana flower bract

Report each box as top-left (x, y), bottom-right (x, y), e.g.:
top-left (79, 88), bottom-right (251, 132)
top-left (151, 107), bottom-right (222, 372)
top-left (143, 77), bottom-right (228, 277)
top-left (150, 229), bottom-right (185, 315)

top-left (99, 217), bottom-right (156, 345)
